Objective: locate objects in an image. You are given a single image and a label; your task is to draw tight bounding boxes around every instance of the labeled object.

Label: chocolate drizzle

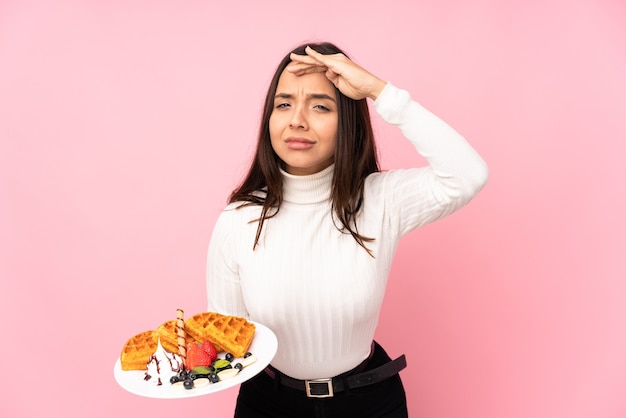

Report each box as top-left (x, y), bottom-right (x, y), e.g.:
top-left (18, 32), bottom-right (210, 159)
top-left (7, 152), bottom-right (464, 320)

top-left (144, 345), bottom-right (183, 386)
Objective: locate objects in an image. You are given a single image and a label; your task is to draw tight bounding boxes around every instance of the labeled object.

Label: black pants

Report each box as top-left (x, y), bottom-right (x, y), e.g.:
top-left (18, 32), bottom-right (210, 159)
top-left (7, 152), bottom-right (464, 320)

top-left (234, 342), bottom-right (408, 418)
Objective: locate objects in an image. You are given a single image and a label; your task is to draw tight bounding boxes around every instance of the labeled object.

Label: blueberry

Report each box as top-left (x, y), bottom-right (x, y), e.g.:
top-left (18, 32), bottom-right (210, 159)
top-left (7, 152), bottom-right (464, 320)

top-left (244, 352), bottom-right (253, 358)
top-left (234, 363), bottom-right (243, 372)
top-left (183, 379), bottom-right (194, 390)
top-left (225, 353), bottom-right (234, 361)
top-left (170, 375), bottom-right (180, 384)
top-left (208, 373), bottom-right (219, 383)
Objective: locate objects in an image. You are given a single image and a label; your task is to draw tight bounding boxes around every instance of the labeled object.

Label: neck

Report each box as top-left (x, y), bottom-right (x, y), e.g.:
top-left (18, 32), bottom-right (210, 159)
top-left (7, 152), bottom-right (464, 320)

top-left (281, 165), bottom-right (334, 204)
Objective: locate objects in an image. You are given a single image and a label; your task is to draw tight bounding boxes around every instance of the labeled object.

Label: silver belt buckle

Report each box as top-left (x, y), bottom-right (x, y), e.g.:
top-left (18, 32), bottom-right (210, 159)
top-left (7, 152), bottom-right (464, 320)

top-left (305, 378), bottom-right (334, 398)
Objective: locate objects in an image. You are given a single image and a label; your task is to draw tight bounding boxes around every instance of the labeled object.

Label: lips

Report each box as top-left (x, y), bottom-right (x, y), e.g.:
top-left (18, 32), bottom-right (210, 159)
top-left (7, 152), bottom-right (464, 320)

top-left (285, 137), bottom-right (315, 150)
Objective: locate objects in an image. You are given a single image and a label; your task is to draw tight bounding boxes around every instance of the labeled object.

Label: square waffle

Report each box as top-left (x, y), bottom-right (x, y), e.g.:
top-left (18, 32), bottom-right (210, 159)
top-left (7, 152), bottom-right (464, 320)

top-left (185, 312), bottom-right (255, 357)
top-left (120, 330), bottom-right (158, 371)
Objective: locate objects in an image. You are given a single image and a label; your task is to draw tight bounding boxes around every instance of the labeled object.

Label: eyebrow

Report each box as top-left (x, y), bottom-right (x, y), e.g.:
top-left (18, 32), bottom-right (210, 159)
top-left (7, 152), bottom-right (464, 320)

top-left (274, 92), bottom-right (336, 102)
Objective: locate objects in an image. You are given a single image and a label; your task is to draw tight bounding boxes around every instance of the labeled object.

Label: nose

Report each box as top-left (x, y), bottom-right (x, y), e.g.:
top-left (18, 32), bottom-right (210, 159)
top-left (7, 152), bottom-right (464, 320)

top-left (288, 105), bottom-right (308, 130)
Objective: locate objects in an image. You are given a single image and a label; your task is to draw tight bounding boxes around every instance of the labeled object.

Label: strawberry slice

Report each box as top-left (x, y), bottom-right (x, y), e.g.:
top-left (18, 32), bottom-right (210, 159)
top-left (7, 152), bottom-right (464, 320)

top-left (186, 342), bottom-right (212, 371)
top-left (201, 340), bottom-right (218, 364)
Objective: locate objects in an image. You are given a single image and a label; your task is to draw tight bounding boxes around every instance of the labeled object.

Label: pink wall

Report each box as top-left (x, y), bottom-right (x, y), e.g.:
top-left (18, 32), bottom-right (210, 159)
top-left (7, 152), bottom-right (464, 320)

top-left (1, 1), bottom-right (625, 417)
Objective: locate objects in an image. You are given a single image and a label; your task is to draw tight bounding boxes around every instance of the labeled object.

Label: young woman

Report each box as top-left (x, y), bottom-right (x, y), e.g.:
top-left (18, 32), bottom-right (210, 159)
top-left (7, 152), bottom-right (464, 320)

top-left (206, 42), bottom-right (488, 417)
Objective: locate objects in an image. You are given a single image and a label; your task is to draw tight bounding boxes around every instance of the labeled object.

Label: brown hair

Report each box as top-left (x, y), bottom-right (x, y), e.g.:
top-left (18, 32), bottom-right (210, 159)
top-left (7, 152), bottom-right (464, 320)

top-left (229, 42), bottom-right (380, 255)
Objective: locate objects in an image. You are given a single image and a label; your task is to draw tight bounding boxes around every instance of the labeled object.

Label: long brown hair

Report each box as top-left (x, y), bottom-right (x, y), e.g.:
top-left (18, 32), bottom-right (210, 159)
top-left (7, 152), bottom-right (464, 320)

top-left (229, 42), bottom-right (380, 255)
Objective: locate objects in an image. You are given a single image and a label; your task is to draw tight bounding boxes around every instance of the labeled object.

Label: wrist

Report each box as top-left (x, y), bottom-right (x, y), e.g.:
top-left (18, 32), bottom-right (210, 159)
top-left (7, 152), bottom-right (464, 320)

top-left (368, 78), bottom-right (387, 101)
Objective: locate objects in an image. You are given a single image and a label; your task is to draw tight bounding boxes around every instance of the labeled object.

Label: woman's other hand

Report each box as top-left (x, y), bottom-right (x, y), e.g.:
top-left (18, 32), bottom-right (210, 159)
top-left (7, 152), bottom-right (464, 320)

top-left (287, 46), bottom-right (386, 101)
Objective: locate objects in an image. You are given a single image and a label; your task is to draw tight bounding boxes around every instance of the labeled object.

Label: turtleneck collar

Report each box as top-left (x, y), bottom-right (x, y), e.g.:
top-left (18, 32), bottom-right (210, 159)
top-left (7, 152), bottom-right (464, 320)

top-left (281, 164), bottom-right (334, 204)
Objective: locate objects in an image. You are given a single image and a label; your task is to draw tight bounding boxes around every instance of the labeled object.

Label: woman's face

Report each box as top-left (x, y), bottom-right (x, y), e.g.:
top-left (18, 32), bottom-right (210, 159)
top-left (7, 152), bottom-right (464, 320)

top-left (269, 69), bottom-right (338, 175)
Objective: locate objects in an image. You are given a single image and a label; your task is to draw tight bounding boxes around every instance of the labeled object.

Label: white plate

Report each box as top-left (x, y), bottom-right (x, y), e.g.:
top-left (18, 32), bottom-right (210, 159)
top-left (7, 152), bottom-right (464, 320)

top-left (114, 321), bottom-right (278, 399)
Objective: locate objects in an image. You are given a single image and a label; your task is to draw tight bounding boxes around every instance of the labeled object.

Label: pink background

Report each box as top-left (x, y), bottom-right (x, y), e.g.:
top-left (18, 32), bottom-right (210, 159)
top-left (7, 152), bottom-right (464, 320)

top-left (1, 0), bottom-right (625, 417)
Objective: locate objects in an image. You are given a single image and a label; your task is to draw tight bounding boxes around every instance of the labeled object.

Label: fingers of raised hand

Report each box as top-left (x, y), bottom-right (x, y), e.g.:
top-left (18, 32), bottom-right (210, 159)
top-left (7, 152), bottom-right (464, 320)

top-left (285, 61), bottom-right (327, 76)
top-left (287, 47), bottom-right (379, 99)
top-left (289, 51), bottom-right (319, 65)
top-left (290, 47), bottom-right (346, 67)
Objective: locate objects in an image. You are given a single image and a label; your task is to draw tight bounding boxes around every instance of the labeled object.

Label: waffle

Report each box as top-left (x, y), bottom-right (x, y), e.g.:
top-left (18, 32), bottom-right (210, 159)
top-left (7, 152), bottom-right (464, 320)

top-left (154, 320), bottom-right (180, 354)
top-left (120, 330), bottom-right (158, 371)
top-left (206, 315), bottom-right (256, 358)
top-left (185, 312), bottom-right (225, 350)
top-left (186, 312), bottom-right (255, 357)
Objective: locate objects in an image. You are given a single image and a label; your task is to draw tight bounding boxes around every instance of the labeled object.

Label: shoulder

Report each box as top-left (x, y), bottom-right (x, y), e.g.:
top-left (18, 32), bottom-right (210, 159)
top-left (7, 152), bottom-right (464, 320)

top-left (210, 202), bottom-right (263, 250)
top-left (218, 201), bottom-right (262, 222)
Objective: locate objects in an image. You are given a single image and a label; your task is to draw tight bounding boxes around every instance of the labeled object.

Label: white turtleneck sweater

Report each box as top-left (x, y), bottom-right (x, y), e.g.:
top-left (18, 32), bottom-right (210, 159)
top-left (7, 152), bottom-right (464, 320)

top-left (206, 83), bottom-right (488, 380)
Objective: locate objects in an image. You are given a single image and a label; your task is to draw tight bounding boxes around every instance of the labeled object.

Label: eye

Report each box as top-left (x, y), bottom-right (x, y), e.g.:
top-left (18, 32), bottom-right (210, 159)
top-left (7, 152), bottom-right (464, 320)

top-left (314, 104), bottom-right (331, 111)
top-left (275, 103), bottom-right (290, 109)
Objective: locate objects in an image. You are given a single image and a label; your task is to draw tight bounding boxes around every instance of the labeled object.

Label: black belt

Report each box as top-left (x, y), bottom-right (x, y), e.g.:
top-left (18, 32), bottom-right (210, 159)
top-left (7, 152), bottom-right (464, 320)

top-left (264, 354), bottom-right (407, 398)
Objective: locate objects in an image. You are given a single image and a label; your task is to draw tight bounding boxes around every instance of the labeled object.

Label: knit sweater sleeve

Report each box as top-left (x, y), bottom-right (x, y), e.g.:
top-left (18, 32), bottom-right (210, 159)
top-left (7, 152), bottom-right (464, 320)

top-left (205, 205), bottom-right (249, 318)
top-left (369, 83), bottom-right (489, 235)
